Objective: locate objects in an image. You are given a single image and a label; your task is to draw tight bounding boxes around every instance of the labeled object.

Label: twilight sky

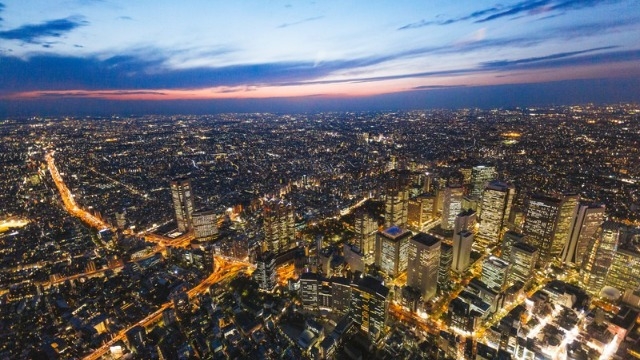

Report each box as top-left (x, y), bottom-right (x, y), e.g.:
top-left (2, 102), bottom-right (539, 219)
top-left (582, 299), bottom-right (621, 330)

top-left (1, 0), bottom-right (639, 115)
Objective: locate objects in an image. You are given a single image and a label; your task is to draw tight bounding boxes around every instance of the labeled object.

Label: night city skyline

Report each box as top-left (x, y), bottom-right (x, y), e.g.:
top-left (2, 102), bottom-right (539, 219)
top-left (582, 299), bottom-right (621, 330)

top-left (1, 2), bottom-right (640, 360)
top-left (1, 0), bottom-right (640, 115)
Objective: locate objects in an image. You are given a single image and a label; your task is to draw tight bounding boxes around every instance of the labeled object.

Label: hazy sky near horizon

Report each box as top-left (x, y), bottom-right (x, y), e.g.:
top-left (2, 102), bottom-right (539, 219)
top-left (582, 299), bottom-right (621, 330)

top-left (1, 0), bottom-right (639, 114)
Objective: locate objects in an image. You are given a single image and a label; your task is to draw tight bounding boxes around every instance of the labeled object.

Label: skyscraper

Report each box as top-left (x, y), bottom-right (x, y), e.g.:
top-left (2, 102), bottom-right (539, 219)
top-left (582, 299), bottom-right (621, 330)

top-left (385, 188), bottom-right (409, 227)
top-left (263, 200), bottom-right (296, 254)
top-left (350, 276), bottom-right (390, 340)
top-left (407, 194), bottom-right (435, 231)
top-left (170, 178), bottom-right (195, 232)
top-left (552, 193), bottom-right (580, 261)
top-left (353, 209), bottom-right (378, 257)
top-left (375, 226), bottom-right (412, 277)
top-left (407, 233), bottom-right (441, 300)
top-left (501, 230), bottom-right (525, 261)
top-left (482, 256), bottom-right (511, 291)
top-left (439, 243), bottom-right (453, 292)
top-left (442, 185), bottom-right (464, 231)
top-left (453, 230), bottom-right (473, 273)
top-left (477, 181), bottom-right (515, 248)
top-left (560, 203), bottom-right (605, 265)
top-left (508, 242), bottom-right (538, 285)
top-left (191, 210), bottom-right (218, 241)
top-left (470, 165), bottom-right (497, 199)
top-left (254, 251), bottom-right (277, 292)
top-left (581, 222), bottom-right (620, 295)
top-left (454, 209), bottom-right (477, 235)
top-left (522, 194), bottom-right (562, 266)
top-left (300, 272), bottom-right (320, 310)
top-left (605, 248), bottom-right (640, 294)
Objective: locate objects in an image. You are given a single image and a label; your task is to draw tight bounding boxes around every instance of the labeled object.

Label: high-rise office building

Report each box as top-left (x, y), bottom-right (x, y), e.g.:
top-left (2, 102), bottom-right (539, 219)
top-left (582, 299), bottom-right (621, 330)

top-left (115, 209), bottom-right (127, 230)
top-left (331, 277), bottom-right (352, 314)
top-left (605, 248), bottom-right (640, 294)
top-left (482, 256), bottom-right (511, 291)
top-left (298, 274), bottom-right (352, 313)
top-left (263, 200), bottom-right (296, 254)
top-left (453, 230), bottom-right (473, 273)
top-left (300, 272), bottom-right (320, 310)
top-left (454, 209), bottom-right (477, 236)
top-left (350, 276), bottom-right (390, 340)
top-left (470, 165), bottom-right (497, 199)
top-left (407, 233), bottom-right (441, 300)
top-left (442, 185), bottom-right (464, 231)
top-left (462, 196), bottom-right (479, 212)
top-left (375, 226), bottom-right (412, 277)
top-left (407, 194), bottom-right (435, 231)
top-left (353, 209), bottom-right (378, 257)
top-left (460, 168), bottom-right (473, 186)
top-left (254, 251), bottom-right (277, 292)
top-left (171, 178), bottom-right (195, 232)
top-left (439, 243), bottom-right (453, 291)
top-left (477, 181), bottom-right (515, 248)
top-left (501, 230), bottom-right (525, 261)
top-left (522, 193), bottom-right (562, 266)
top-left (191, 210), bottom-right (218, 241)
top-left (508, 242), bottom-right (538, 285)
top-left (561, 203), bottom-right (605, 265)
top-left (552, 193), bottom-right (580, 261)
top-left (385, 188), bottom-right (409, 227)
top-left (581, 222), bottom-right (620, 295)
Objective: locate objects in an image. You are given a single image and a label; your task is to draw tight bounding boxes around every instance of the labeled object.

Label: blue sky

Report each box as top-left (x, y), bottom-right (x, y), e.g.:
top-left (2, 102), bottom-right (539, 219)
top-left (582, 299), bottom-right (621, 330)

top-left (0, 0), bottom-right (639, 114)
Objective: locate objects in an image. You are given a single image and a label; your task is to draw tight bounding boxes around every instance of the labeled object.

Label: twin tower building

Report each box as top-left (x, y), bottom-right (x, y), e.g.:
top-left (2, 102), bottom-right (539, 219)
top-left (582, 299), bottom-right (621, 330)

top-left (170, 178), bottom-right (218, 240)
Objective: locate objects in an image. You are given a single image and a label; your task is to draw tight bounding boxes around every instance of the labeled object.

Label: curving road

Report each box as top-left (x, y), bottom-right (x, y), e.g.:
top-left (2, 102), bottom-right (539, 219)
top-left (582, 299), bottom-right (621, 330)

top-left (82, 255), bottom-right (250, 360)
top-left (45, 151), bottom-right (252, 360)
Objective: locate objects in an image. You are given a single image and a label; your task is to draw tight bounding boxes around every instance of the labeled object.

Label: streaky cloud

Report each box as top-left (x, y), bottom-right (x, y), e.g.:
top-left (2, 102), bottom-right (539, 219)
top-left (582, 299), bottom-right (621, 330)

top-left (399, 0), bottom-right (623, 29)
top-left (476, 0), bottom-right (551, 23)
top-left (0, 16), bottom-right (88, 43)
top-left (484, 48), bottom-right (640, 71)
top-left (551, 0), bottom-right (623, 11)
top-left (475, 0), bottom-right (622, 22)
top-left (277, 16), bottom-right (323, 29)
top-left (480, 46), bottom-right (619, 68)
top-left (398, 6), bottom-right (502, 30)
top-left (276, 48), bottom-right (640, 87)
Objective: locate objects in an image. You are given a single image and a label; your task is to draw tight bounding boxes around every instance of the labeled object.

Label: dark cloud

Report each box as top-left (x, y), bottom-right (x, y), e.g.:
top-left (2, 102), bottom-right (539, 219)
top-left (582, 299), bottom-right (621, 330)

top-left (476, 0), bottom-right (551, 23)
top-left (399, 0), bottom-right (623, 29)
top-left (34, 90), bottom-right (167, 98)
top-left (484, 48), bottom-right (640, 71)
top-left (398, 6), bottom-right (501, 29)
top-left (277, 16), bottom-right (323, 28)
top-left (480, 46), bottom-right (618, 68)
top-left (475, 0), bottom-right (623, 22)
top-left (0, 17), bottom-right (88, 43)
top-left (277, 47), bottom-right (640, 87)
top-left (0, 35), bottom-right (550, 93)
top-left (551, 0), bottom-right (621, 11)
top-left (0, 53), bottom-right (350, 93)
